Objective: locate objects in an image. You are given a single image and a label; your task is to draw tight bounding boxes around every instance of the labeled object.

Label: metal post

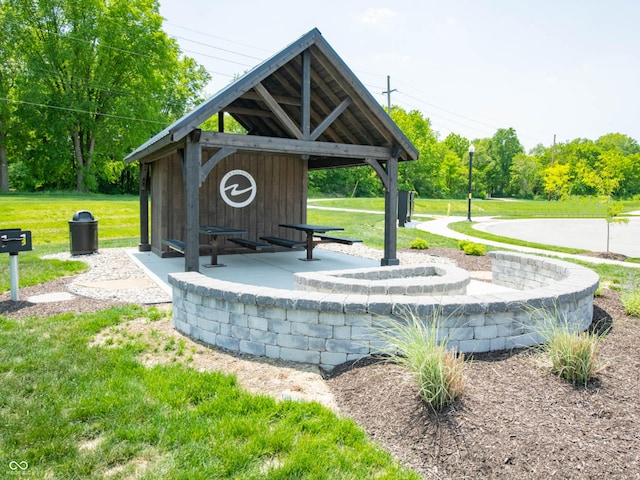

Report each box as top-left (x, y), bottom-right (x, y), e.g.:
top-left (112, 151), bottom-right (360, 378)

top-left (9, 253), bottom-right (19, 301)
top-left (467, 145), bottom-right (474, 222)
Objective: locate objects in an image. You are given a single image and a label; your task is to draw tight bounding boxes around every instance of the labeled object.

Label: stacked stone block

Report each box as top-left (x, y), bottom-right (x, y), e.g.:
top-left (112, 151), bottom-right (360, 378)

top-left (169, 252), bottom-right (599, 372)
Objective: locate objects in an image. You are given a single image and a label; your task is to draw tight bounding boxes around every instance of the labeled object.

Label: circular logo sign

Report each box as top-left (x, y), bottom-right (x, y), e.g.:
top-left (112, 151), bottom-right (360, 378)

top-left (219, 170), bottom-right (256, 208)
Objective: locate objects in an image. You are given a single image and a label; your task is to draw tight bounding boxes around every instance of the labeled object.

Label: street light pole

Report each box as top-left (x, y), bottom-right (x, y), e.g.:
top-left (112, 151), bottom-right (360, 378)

top-left (467, 144), bottom-right (474, 222)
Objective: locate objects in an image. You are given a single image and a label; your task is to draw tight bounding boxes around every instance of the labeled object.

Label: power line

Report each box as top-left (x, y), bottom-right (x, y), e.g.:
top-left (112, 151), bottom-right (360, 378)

top-left (0, 97), bottom-right (167, 125)
top-left (163, 22), bottom-right (274, 54)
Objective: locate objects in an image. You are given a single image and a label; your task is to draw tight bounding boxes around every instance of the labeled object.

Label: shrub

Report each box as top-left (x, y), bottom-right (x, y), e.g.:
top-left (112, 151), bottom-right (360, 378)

top-left (529, 307), bottom-right (605, 385)
top-left (457, 239), bottom-right (470, 250)
top-left (409, 238), bottom-right (429, 250)
top-left (373, 310), bottom-right (465, 410)
top-left (621, 289), bottom-right (640, 317)
top-left (462, 242), bottom-right (486, 256)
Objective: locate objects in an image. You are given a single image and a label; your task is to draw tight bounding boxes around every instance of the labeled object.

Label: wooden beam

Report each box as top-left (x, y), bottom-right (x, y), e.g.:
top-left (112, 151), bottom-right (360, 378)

top-left (301, 50), bottom-right (311, 139)
top-left (138, 162), bottom-right (151, 252)
top-left (365, 158), bottom-right (389, 190)
top-left (223, 106), bottom-right (273, 118)
top-left (168, 30), bottom-right (319, 143)
top-left (239, 90), bottom-right (301, 106)
top-left (183, 133), bottom-right (201, 272)
top-left (254, 82), bottom-right (304, 140)
top-left (310, 97), bottom-right (352, 141)
top-left (382, 155), bottom-right (399, 266)
top-left (199, 131), bottom-right (393, 160)
top-left (200, 147), bottom-right (237, 186)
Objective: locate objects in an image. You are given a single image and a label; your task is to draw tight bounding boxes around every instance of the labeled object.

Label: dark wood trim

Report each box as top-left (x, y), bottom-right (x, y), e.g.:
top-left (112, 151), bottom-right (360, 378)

top-left (382, 156), bottom-right (399, 266)
top-left (301, 49), bottom-right (311, 139)
top-left (239, 90), bottom-right (301, 106)
top-left (366, 158), bottom-right (389, 189)
top-left (200, 131), bottom-right (393, 160)
top-left (200, 147), bottom-right (237, 186)
top-left (254, 82), bottom-right (304, 140)
top-left (184, 134), bottom-right (201, 272)
top-left (138, 162), bottom-right (151, 251)
top-left (311, 97), bottom-right (352, 141)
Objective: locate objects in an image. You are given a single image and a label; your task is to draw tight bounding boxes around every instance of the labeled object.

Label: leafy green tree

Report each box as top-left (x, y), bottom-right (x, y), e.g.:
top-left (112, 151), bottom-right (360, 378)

top-left (442, 132), bottom-right (470, 160)
top-left (0, 3), bottom-right (22, 192)
top-left (509, 153), bottom-right (543, 198)
top-left (556, 139), bottom-right (601, 196)
top-left (468, 138), bottom-right (493, 199)
top-left (441, 150), bottom-right (467, 197)
top-left (543, 163), bottom-right (572, 200)
top-left (596, 133), bottom-right (640, 155)
top-left (391, 107), bottom-right (445, 197)
top-left (604, 201), bottom-right (629, 253)
top-left (6, 0), bottom-right (209, 192)
top-left (487, 128), bottom-right (524, 196)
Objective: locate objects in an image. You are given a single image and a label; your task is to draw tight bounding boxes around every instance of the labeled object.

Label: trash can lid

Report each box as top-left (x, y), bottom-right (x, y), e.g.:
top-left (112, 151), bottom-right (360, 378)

top-left (72, 210), bottom-right (95, 221)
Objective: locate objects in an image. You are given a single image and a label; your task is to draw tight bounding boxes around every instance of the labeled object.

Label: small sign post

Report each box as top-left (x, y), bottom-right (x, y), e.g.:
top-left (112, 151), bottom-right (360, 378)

top-left (1, 229), bottom-right (33, 301)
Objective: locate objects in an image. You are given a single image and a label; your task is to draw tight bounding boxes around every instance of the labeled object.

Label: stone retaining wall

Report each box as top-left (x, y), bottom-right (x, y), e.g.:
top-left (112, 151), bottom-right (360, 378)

top-left (168, 251), bottom-right (599, 372)
top-left (294, 264), bottom-right (470, 295)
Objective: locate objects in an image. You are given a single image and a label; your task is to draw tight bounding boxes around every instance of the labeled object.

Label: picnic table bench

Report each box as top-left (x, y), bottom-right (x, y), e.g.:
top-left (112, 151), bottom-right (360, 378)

top-left (227, 238), bottom-right (273, 251)
top-left (161, 238), bottom-right (186, 255)
top-left (314, 234), bottom-right (363, 245)
top-left (259, 236), bottom-right (306, 249)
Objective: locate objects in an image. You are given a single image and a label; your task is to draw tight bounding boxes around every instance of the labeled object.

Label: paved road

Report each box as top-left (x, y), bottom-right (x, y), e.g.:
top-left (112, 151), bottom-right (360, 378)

top-left (474, 217), bottom-right (640, 258)
top-left (415, 215), bottom-right (640, 269)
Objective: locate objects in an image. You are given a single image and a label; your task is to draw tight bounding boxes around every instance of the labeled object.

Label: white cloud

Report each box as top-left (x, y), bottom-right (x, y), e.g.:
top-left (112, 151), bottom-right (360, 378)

top-left (360, 7), bottom-right (397, 26)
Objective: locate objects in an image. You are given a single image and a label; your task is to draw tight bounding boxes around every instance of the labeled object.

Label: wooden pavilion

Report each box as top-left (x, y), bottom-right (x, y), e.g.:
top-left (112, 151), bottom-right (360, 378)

top-left (124, 28), bottom-right (418, 272)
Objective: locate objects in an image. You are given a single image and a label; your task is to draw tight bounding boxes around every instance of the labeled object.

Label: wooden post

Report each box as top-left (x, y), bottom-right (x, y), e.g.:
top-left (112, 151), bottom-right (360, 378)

top-left (184, 130), bottom-right (202, 272)
top-left (382, 155), bottom-right (399, 266)
top-left (138, 162), bottom-right (151, 251)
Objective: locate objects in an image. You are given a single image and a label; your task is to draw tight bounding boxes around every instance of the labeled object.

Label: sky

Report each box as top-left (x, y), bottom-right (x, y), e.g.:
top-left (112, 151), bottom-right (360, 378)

top-left (158, 0), bottom-right (640, 151)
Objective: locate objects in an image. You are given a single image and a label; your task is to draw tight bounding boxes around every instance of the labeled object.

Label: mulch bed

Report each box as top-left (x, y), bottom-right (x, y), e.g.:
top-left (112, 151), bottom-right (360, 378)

top-left (327, 249), bottom-right (640, 479)
top-left (2, 248), bottom-right (639, 479)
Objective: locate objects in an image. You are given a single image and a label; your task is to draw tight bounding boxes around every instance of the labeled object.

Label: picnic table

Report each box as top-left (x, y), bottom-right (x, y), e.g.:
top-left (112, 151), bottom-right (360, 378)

top-left (278, 223), bottom-right (360, 261)
top-left (199, 225), bottom-right (247, 267)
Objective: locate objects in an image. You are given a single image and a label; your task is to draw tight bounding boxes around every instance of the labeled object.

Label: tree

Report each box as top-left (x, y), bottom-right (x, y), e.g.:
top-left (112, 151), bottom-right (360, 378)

top-left (7, 0), bottom-right (209, 192)
top-left (543, 163), bottom-right (572, 200)
top-left (604, 201), bottom-right (629, 253)
top-left (487, 128), bottom-right (524, 196)
top-left (443, 133), bottom-right (470, 160)
top-left (0, 3), bottom-right (22, 192)
top-left (391, 107), bottom-right (444, 197)
top-left (509, 153), bottom-right (542, 198)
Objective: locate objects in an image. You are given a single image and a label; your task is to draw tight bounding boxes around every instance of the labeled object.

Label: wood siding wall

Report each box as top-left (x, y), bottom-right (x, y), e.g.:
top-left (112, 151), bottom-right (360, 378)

top-left (150, 150), bottom-right (308, 253)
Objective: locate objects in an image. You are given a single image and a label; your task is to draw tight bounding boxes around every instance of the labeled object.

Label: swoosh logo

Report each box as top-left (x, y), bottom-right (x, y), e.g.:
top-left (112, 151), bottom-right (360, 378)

top-left (223, 183), bottom-right (253, 197)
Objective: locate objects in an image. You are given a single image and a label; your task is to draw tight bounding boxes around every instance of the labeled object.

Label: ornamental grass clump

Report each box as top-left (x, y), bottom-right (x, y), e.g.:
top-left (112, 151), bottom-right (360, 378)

top-left (374, 310), bottom-right (465, 410)
top-left (621, 289), bottom-right (640, 317)
top-left (529, 307), bottom-right (606, 386)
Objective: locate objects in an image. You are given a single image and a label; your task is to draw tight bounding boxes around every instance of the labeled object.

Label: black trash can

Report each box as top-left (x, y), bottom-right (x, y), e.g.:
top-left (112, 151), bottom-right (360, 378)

top-left (398, 190), bottom-right (415, 227)
top-left (69, 210), bottom-right (98, 255)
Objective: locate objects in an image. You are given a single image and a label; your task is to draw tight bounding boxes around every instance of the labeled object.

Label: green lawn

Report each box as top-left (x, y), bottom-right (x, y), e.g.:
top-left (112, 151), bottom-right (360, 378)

top-left (309, 196), bottom-right (640, 218)
top-left (2, 192), bottom-right (640, 477)
top-left (0, 306), bottom-right (418, 479)
top-left (2, 192), bottom-right (640, 291)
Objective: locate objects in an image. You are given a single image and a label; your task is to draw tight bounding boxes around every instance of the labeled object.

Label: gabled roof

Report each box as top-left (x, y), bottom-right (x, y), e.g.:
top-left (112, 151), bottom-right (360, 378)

top-left (124, 28), bottom-right (418, 168)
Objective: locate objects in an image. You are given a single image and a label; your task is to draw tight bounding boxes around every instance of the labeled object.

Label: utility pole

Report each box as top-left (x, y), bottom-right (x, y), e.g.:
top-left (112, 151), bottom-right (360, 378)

top-left (381, 75), bottom-right (396, 115)
top-left (551, 133), bottom-right (556, 167)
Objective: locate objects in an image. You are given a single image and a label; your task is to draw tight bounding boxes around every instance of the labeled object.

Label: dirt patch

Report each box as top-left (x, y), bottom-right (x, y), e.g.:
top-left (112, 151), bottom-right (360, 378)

top-left (90, 312), bottom-right (337, 410)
